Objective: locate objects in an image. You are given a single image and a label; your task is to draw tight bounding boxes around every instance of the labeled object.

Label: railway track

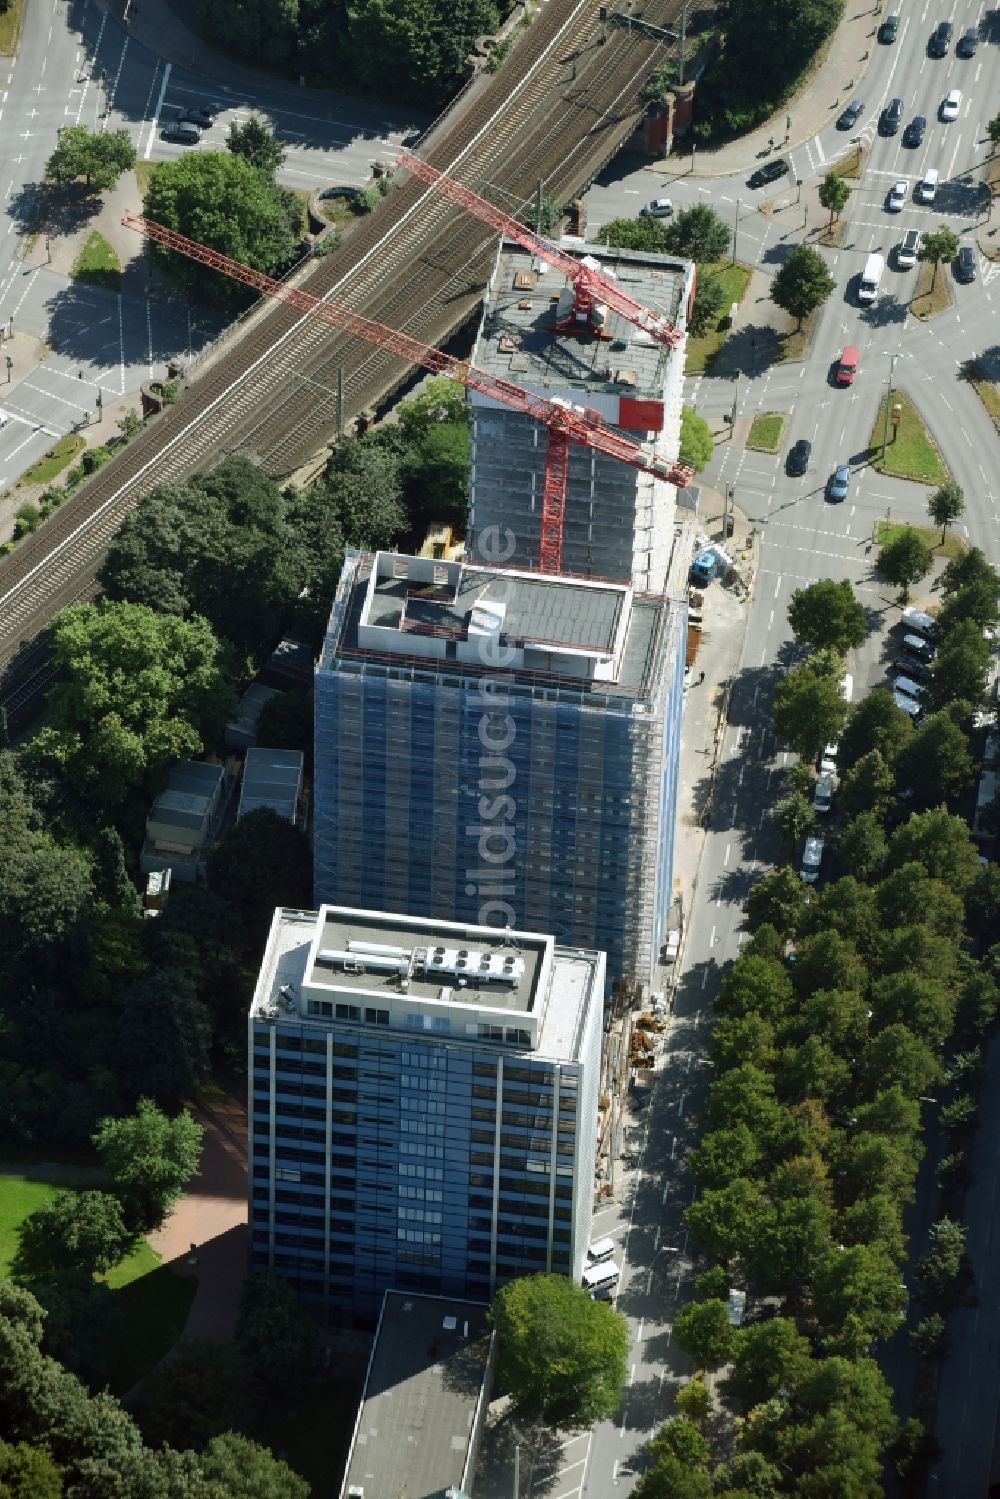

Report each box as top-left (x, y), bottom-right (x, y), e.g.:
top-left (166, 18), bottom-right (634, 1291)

top-left (0, 0), bottom-right (685, 677)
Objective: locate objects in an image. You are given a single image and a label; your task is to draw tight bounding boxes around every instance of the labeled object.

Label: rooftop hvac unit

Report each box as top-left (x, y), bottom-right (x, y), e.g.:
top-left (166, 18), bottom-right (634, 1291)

top-left (347, 940), bottom-right (407, 959)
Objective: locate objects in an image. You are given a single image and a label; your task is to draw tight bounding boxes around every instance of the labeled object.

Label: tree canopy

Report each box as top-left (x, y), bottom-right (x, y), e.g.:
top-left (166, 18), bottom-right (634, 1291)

top-left (92, 1098), bottom-right (203, 1234)
top-left (770, 245), bottom-right (835, 326)
top-left (595, 217), bottom-right (670, 253)
top-left (207, 808), bottom-right (312, 948)
top-left (45, 126), bottom-right (135, 192)
top-left (787, 578), bottom-right (867, 654)
top-left (490, 1273), bottom-right (629, 1428)
top-left (13, 1191), bottom-right (133, 1279)
top-left (818, 171), bottom-right (851, 224)
top-left (918, 226), bottom-right (960, 288)
top-left (679, 406), bottom-right (714, 470)
top-left (226, 116), bottom-right (286, 175)
top-left (661, 204), bottom-right (730, 262)
top-left (878, 527), bottom-right (933, 599)
top-left (927, 481), bottom-right (964, 544)
top-left (772, 661), bottom-right (847, 760)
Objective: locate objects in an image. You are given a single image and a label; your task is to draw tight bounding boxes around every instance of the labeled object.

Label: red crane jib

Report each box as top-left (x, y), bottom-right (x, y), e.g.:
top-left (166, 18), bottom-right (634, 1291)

top-left (121, 214), bottom-right (694, 573)
top-left (397, 147), bottom-right (685, 349)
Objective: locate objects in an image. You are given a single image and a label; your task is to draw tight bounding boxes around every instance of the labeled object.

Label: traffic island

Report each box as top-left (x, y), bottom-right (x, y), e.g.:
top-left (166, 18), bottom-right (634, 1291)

top-left (909, 259), bottom-right (953, 319)
top-left (959, 359), bottom-right (1000, 433)
top-left (775, 306), bottom-right (818, 363)
top-left (684, 260), bottom-right (753, 373)
top-left (746, 411), bottom-right (786, 452)
top-left (875, 518), bottom-right (967, 563)
top-left (867, 387), bottom-right (951, 484)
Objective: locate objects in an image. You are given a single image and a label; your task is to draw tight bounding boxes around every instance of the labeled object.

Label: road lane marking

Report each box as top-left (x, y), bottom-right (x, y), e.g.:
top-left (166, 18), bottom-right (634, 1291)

top-left (145, 60), bottom-right (172, 160)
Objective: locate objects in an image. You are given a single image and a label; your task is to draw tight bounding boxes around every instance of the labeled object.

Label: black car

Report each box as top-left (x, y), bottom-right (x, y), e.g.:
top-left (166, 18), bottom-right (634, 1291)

top-left (786, 438), bottom-right (811, 476)
top-left (748, 158), bottom-right (790, 189)
top-left (180, 104), bottom-right (219, 128)
top-left (162, 120), bottom-right (200, 144)
top-left (929, 19), bottom-right (953, 55)
top-left (892, 656), bottom-right (930, 683)
top-left (956, 245), bottom-right (976, 282)
top-left (880, 97), bottom-right (903, 135)
top-left (957, 24), bottom-right (978, 54)
top-left (904, 114), bottom-right (926, 146)
top-left (837, 98), bottom-right (865, 130)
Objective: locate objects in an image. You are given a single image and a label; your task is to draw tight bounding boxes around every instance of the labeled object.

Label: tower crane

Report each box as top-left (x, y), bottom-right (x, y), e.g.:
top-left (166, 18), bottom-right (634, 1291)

top-left (395, 146), bottom-right (687, 349)
top-left (122, 213), bottom-right (693, 574)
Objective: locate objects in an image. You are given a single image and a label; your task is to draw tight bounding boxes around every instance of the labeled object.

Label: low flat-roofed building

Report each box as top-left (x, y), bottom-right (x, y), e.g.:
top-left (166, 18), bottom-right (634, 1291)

top-left (140, 760), bottom-right (227, 884)
top-left (237, 747), bottom-right (303, 825)
top-left (225, 683), bottom-right (280, 750)
top-left (339, 1290), bottom-right (494, 1499)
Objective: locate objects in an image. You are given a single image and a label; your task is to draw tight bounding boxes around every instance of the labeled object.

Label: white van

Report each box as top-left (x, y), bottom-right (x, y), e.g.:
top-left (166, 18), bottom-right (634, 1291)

top-left (858, 252), bottom-right (885, 304)
top-left (587, 1236), bottom-right (616, 1264)
top-left (814, 772), bottom-right (836, 814)
top-left (582, 1260), bottom-right (621, 1294)
top-left (800, 836), bottom-right (824, 884)
top-left (901, 606), bottom-right (937, 640)
top-left (917, 168), bottom-right (939, 203)
top-left (839, 672), bottom-right (854, 703)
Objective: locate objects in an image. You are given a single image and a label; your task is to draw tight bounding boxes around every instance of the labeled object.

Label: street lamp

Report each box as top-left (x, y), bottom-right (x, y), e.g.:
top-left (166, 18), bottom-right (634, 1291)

top-left (880, 352), bottom-right (900, 457)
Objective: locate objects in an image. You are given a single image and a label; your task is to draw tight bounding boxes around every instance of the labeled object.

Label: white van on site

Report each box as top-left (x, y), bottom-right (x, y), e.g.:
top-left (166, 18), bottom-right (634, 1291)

top-left (858, 252), bottom-right (884, 304)
top-left (917, 168), bottom-right (939, 203)
top-left (582, 1260), bottom-right (621, 1294)
top-left (587, 1236), bottom-right (616, 1264)
top-left (839, 672), bottom-right (854, 703)
top-left (901, 606), bottom-right (937, 640)
top-left (800, 836), bottom-right (824, 884)
top-left (814, 772), bottom-right (836, 814)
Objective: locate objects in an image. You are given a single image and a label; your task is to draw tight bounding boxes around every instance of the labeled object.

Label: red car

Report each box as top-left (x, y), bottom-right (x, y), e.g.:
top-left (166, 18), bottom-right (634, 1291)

top-left (836, 346), bottom-right (859, 385)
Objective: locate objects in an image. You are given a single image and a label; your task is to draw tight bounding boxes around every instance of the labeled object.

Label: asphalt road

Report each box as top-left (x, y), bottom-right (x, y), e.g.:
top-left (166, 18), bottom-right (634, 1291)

top-left (572, 6), bottom-right (1000, 1495)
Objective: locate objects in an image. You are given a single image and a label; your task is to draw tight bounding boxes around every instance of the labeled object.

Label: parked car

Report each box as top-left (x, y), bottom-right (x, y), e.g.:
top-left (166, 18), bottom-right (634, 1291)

top-left (879, 12), bottom-right (900, 40)
top-left (827, 464), bottom-right (850, 501)
top-left (786, 438), bottom-right (811, 476)
top-left (800, 836), bottom-right (825, 884)
top-left (892, 656), bottom-right (931, 682)
top-left (904, 114), bottom-right (926, 146)
top-left (837, 98), bottom-right (865, 130)
top-left (162, 120), bottom-right (201, 144)
top-left (957, 23), bottom-right (978, 54)
top-left (182, 104), bottom-right (220, 128)
top-left (897, 229), bottom-right (920, 269)
top-left (941, 88), bottom-right (962, 121)
top-left (881, 97), bottom-right (904, 135)
top-left (640, 197), bottom-right (673, 218)
top-left (748, 159), bottom-right (790, 189)
top-left (887, 179), bottom-right (908, 211)
top-left (835, 346), bottom-right (859, 385)
top-left (956, 244), bottom-right (976, 282)
top-left (929, 19), bottom-right (953, 55)
top-left (814, 773), bottom-right (836, 814)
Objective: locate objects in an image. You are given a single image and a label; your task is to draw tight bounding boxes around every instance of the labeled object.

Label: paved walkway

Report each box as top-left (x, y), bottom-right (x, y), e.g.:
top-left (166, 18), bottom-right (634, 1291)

top-left (651, 1), bottom-right (881, 180)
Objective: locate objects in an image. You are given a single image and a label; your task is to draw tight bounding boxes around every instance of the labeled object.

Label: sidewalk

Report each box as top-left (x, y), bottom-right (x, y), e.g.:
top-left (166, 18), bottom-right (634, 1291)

top-left (649, 2), bottom-right (881, 180)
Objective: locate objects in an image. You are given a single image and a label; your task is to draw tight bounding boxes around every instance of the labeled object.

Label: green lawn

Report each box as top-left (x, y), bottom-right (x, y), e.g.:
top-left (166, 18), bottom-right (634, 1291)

top-left (133, 161), bottom-right (156, 200)
top-left (71, 230), bottom-right (122, 292)
top-left (261, 1376), bottom-right (358, 1497)
top-left (20, 432), bottom-right (85, 486)
top-left (868, 387), bottom-right (951, 485)
top-left (0, 0), bottom-right (24, 55)
top-left (685, 260), bottom-right (753, 373)
top-left (910, 257), bottom-right (953, 319)
top-left (876, 518), bottom-right (967, 562)
top-left (747, 411), bottom-right (786, 452)
top-left (1, 1172), bottom-right (195, 1394)
top-left (963, 361), bottom-right (1000, 432)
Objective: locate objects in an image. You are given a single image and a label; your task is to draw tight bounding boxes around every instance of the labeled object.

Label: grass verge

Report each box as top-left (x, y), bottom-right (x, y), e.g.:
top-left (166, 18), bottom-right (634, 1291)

top-left (685, 260), bottom-right (753, 374)
top-left (71, 230), bottom-right (122, 292)
top-left (815, 219), bottom-right (847, 248)
top-left (876, 518), bottom-right (967, 562)
top-left (133, 161), bottom-right (156, 200)
top-left (776, 307), bottom-right (817, 363)
top-left (910, 258), bottom-right (953, 318)
top-left (830, 145), bottom-right (867, 181)
top-left (747, 411), bottom-right (786, 451)
top-left (19, 432), bottom-right (85, 486)
top-left (260, 1376), bottom-right (357, 1497)
top-left (0, 0), bottom-right (23, 55)
top-left (868, 387), bottom-right (951, 485)
top-left (962, 359), bottom-right (1000, 432)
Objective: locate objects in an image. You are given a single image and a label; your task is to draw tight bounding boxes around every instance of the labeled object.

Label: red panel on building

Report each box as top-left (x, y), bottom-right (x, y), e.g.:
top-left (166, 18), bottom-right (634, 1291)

top-left (618, 396), bottom-right (665, 432)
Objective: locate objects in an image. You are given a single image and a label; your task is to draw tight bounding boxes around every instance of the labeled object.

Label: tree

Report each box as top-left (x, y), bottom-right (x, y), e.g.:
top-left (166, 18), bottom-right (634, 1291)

top-left (138, 1340), bottom-right (252, 1450)
top-left (838, 688), bottom-right (913, 772)
top-left (918, 225), bottom-right (960, 289)
top-left (744, 866), bottom-right (807, 937)
top-left (13, 1191), bottom-right (133, 1279)
top-left (45, 125), bottom-right (135, 191)
top-left (687, 270), bottom-right (727, 337)
top-left (0, 1440), bottom-right (63, 1499)
top-left (895, 717), bottom-right (976, 810)
top-left (715, 956), bottom-right (794, 1023)
top-left (687, 1124), bottom-right (763, 1189)
top-left (862, 1023), bottom-right (940, 1098)
top-left (787, 578), bottom-right (866, 654)
top-left (811, 1242), bottom-right (907, 1349)
top-left (31, 601), bottom-right (234, 810)
top-left (712, 1014), bottom-right (777, 1073)
top-left (966, 863), bottom-right (1000, 944)
top-left (117, 968), bottom-right (212, 1104)
top-left (235, 1274), bottom-right (314, 1393)
top-left (928, 480), bottom-right (964, 545)
top-left (675, 1377), bottom-right (710, 1426)
top-left (672, 1298), bottom-right (736, 1368)
top-left (661, 203), bottom-right (731, 262)
top-left (632, 1455), bottom-right (712, 1499)
top-left (818, 171), bottom-right (851, 224)
top-left (838, 749), bottom-right (894, 818)
top-left (595, 216), bottom-right (669, 253)
top-left (201, 1432), bottom-right (309, 1499)
top-left (773, 791), bottom-right (816, 851)
top-left (724, 1317), bottom-right (813, 1411)
top-left (521, 194), bottom-right (560, 234)
top-left (142, 151), bottom-right (302, 304)
top-left (917, 1217), bottom-right (969, 1308)
top-left (927, 618), bottom-right (992, 709)
top-left (648, 1417), bottom-right (710, 1470)
top-left (489, 1274), bottom-right (629, 1428)
top-left (989, 112), bottom-right (1000, 151)
top-left (226, 116), bottom-right (285, 175)
top-left (679, 405), bottom-right (714, 470)
top-left (878, 527), bottom-right (933, 601)
top-left (684, 1178), bottom-right (765, 1263)
top-left (206, 808), bottom-right (312, 949)
top-left (92, 1098), bottom-right (203, 1235)
top-left (772, 662), bottom-right (847, 761)
top-left (769, 244), bottom-right (835, 327)
top-left (713, 1451), bottom-right (784, 1496)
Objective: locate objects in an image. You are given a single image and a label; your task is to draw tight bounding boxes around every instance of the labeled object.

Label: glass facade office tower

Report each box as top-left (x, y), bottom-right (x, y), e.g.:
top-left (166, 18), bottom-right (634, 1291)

top-left (313, 551), bottom-right (686, 988)
top-left (249, 905), bottom-right (604, 1325)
